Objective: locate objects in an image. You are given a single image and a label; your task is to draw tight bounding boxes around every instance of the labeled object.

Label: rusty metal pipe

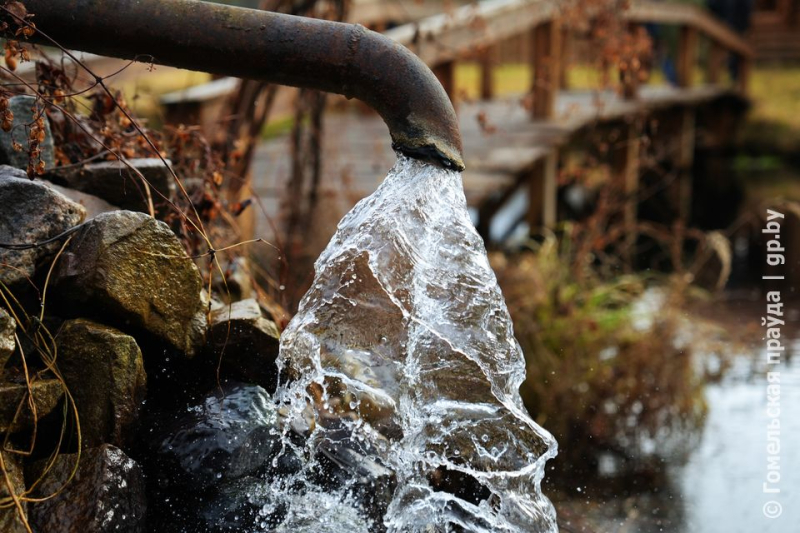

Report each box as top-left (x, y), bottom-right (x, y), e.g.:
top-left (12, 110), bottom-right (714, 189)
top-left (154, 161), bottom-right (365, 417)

top-left (5, 0), bottom-right (464, 171)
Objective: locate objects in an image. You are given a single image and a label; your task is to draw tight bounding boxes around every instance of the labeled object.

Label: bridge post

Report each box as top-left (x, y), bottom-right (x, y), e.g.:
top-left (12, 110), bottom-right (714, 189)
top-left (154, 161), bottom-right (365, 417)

top-left (527, 151), bottom-right (558, 231)
top-left (677, 25), bottom-right (698, 87)
top-left (559, 24), bottom-right (570, 90)
top-left (479, 45), bottom-right (495, 100)
top-left (737, 54), bottom-right (751, 95)
top-left (433, 60), bottom-right (457, 103)
top-left (611, 122), bottom-right (641, 269)
top-left (676, 108), bottom-right (696, 224)
top-left (622, 23), bottom-right (643, 100)
top-left (531, 19), bottom-right (562, 120)
top-left (707, 40), bottom-right (725, 84)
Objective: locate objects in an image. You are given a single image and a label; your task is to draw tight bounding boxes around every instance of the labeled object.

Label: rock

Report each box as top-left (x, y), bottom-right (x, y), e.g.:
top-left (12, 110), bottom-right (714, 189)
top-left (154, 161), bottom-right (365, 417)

top-left (0, 165), bottom-right (86, 286)
top-left (0, 378), bottom-right (63, 434)
top-left (0, 452), bottom-right (28, 533)
top-left (28, 444), bottom-right (147, 533)
top-left (51, 158), bottom-right (175, 215)
top-left (52, 211), bottom-right (206, 356)
top-left (197, 476), bottom-right (287, 533)
top-left (0, 96), bottom-right (55, 172)
top-left (272, 491), bottom-right (372, 533)
top-left (204, 299), bottom-right (281, 392)
top-left (313, 424), bottom-right (396, 525)
top-left (215, 256), bottom-right (253, 303)
top-left (56, 319), bottom-right (146, 448)
top-left (0, 307), bottom-right (14, 369)
top-left (155, 383), bottom-right (281, 487)
top-left (39, 180), bottom-right (118, 219)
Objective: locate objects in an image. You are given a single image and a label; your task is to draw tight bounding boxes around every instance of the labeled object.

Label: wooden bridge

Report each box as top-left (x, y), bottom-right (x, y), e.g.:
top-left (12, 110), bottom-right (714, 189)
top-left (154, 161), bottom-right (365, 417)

top-left (235, 0), bottom-right (754, 246)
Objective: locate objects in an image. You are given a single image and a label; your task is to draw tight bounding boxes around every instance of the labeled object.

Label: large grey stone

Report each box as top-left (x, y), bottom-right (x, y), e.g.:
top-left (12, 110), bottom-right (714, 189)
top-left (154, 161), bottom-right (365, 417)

top-left (57, 319), bottom-right (147, 448)
top-left (204, 298), bottom-right (281, 392)
top-left (52, 158), bottom-right (175, 215)
top-left (0, 96), bottom-right (55, 172)
top-left (39, 180), bottom-right (118, 219)
top-left (52, 210), bottom-right (206, 356)
top-left (0, 165), bottom-right (86, 286)
top-left (28, 444), bottom-right (147, 533)
top-left (155, 383), bottom-right (281, 486)
top-left (0, 307), bottom-right (14, 369)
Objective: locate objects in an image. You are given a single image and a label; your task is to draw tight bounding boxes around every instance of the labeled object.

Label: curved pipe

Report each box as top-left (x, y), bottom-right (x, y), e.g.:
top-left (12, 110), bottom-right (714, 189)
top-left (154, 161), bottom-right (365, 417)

top-left (6, 0), bottom-right (465, 171)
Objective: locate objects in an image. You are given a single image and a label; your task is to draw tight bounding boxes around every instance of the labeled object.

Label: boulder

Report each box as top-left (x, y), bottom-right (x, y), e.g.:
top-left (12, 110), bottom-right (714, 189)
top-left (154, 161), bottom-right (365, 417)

top-left (0, 378), bottom-right (63, 434)
top-left (0, 307), bottom-right (14, 369)
top-left (0, 95), bottom-right (55, 172)
top-left (56, 319), bottom-right (147, 448)
top-left (215, 256), bottom-right (253, 303)
top-left (51, 158), bottom-right (175, 215)
top-left (204, 299), bottom-right (281, 392)
top-left (0, 451), bottom-right (28, 533)
top-left (28, 444), bottom-right (147, 533)
top-left (52, 211), bottom-right (206, 356)
top-left (154, 383), bottom-right (281, 487)
top-left (39, 180), bottom-right (118, 219)
top-left (313, 424), bottom-right (396, 524)
top-left (0, 165), bottom-right (86, 286)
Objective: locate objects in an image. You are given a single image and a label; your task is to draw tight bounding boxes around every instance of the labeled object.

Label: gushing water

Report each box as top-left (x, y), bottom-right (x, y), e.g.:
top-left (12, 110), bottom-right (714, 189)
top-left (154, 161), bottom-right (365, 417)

top-left (274, 155), bottom-right (557, 532)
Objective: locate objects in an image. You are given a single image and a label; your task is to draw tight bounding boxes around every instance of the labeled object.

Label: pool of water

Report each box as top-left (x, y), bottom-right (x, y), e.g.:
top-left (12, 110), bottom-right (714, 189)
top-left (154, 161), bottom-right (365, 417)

top-left (557, 298), bottom-right (799, 533)
top-left (679, 338), bottom-right (800, 532)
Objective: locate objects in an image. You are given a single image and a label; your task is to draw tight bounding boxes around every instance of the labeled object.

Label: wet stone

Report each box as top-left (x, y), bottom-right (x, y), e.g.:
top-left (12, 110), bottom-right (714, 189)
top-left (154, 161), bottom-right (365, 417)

top-left (56, 319), bottom-right (147, 448)
top-left (0, 95), bottom-right (55, 172)
top-left (28, 444), bottom-right (147, 533)
top-left (0, 307), bottom-right (14, 370)
top-left (204, 298), bottom-right (281, 392)
top-left (154, 382), bottom-right (282, 487)
top-left (0, 451), bottom-right (28, 533)
top-left (0, 378), bottom-right (63, 434)
top-left (0, 165), bottom-right (86, 286)
top-left (52, 210), bottom-right (206, 356)
top-left (39, 179), bottom-right (119, 219)
top-left (313, 424), bottom-right (396, 526)
top-left (50, 158), bottom-right (176, 215)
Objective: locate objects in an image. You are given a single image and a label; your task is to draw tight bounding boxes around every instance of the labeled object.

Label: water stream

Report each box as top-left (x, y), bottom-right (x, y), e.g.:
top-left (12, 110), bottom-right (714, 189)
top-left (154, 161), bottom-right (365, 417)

top-left (273, 155), bottom-right (558, 532)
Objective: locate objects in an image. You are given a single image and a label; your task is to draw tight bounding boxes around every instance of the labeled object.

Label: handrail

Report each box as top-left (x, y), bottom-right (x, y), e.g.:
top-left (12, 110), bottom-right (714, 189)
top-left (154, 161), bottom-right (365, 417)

top-left (385, 0), bottom-right (753, 67)
top-left (627, 2), bottom-right (753, 58)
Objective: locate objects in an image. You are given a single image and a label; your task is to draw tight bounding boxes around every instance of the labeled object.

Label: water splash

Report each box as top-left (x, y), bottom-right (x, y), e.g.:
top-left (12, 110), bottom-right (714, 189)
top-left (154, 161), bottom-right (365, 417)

top-left (275, 155), bottom-right (557, 532)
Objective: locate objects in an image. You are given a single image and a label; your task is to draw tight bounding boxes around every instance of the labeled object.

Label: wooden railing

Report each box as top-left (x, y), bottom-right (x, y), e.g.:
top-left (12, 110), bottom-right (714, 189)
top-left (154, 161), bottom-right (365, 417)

top-left (384, 0), bottom-right (754, 120)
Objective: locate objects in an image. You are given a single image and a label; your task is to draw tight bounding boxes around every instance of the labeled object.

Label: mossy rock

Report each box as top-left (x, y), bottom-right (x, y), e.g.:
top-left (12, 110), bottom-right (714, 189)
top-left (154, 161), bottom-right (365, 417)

top-left (52, 211), bottom-right (206, 356)
top-left (204, 299), bottom-right (280, 392)
top-left (0, 378), bottom-right (63, 434)
top-left (57, 319), bottom-right (147, 448)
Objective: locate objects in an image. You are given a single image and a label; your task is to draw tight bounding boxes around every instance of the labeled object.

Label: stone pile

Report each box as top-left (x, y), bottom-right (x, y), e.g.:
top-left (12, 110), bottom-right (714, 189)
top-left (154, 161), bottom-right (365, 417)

top-left (0, 143), bottom-right (281, 531)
